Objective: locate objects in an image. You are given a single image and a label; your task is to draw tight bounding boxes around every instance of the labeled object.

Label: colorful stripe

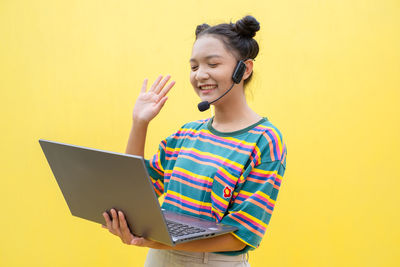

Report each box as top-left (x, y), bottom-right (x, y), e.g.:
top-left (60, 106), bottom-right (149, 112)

top-left (144, 118), bottom-right (286, 252)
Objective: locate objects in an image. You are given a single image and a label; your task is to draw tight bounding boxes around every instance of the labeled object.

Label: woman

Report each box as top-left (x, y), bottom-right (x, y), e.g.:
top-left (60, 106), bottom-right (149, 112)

top-left (103, 15), bottom-right (287, 266)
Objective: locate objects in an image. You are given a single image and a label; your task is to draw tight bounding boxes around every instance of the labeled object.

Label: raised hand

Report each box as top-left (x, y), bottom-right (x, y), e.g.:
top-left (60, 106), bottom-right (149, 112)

top-left (132, 75), bottom-right (175, 123)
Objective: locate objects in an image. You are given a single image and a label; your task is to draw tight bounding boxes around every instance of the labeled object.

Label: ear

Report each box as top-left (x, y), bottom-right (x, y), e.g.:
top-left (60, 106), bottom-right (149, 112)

top-left (242, 59), bottom-right (254, 80)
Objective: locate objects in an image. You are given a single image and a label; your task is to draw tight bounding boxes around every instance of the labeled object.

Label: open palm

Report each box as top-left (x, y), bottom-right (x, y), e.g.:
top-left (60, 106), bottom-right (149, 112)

top-left (132, 75), bottom-right (175, 123)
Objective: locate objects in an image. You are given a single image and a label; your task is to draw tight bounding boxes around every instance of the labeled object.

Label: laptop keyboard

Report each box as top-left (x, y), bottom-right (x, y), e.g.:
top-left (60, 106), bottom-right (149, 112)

top-left (166, 220), bottom-right (206, 237)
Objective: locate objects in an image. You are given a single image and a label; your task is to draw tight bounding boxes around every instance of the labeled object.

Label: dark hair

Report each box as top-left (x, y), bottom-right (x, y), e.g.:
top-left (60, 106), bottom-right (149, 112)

top-left (195, 15), bottom-right (260, 86)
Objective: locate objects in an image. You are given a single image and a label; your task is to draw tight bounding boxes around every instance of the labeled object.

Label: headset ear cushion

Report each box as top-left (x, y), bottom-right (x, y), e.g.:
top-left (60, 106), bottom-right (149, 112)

top-left (232, 60), bottom-right (247, 84)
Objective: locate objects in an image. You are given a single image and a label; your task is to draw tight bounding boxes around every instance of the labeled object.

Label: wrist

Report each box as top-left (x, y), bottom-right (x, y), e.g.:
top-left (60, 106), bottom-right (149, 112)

top-left (156, 243), bottom-right (172, 250)
top-left (132, 117), bottom-right (150, 128)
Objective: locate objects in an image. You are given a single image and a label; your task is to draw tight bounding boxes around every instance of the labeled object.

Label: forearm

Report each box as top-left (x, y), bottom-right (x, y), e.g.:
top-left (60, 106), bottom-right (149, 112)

top-left (125, 120), bottom-right (149, 157)
top-left (155, 233), bottom-right (246, 252)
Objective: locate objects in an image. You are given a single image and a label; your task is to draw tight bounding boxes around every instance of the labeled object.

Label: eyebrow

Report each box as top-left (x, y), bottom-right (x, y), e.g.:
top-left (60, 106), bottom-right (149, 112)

top-left (189, 55), bottom-right (222, 63)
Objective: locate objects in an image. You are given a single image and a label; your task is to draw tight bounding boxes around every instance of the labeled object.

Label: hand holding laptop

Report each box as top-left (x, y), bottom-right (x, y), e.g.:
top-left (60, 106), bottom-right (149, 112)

top-left (102, 208), bottom-right (166, 249)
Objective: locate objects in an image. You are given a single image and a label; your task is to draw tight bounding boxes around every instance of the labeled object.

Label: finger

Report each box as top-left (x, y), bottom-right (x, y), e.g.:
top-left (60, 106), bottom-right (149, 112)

top-left (149, 75), bottom-right (163, 92)
top-left (118, 211), bottom-right (133, 239)
top-left (140, 78), bottom-right (148, 93)
top-left (157, 80), bottom-right (175, 100)
top-left (103, 212), bottom-right (112, 229)
top-left (154, 75), bottom-right (171, 94)
top-left (111, 209), bottom-right (120, 230)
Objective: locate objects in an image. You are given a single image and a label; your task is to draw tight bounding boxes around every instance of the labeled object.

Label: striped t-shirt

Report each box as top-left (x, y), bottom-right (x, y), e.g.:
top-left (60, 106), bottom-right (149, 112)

top-left (145, 117), bottom-right (287, 255)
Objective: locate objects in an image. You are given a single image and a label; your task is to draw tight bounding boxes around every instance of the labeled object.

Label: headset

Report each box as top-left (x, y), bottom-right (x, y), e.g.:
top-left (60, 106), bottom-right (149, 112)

top-left (197, 59), bottom-right (248, 112)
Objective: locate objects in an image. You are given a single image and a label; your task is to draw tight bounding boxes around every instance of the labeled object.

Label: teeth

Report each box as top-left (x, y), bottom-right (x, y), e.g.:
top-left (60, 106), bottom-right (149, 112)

top-left (200, 85), bottom-right (217, 90)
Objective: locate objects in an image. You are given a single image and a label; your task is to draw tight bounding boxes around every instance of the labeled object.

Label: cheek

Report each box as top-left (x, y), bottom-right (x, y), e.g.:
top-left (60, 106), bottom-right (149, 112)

top-left (215, 68), bottom-right (232, 82)
top-left (190, 73), bottom-right (197, 87)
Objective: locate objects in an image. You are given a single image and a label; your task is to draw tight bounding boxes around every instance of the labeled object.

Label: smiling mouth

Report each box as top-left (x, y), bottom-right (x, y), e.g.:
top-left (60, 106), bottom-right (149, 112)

top-left (199, 85), bottom-right (218, 90)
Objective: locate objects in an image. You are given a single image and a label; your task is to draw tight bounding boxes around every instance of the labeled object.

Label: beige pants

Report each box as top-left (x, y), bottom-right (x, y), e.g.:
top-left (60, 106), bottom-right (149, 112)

top-left (144, 249), bottom-right (250, 267)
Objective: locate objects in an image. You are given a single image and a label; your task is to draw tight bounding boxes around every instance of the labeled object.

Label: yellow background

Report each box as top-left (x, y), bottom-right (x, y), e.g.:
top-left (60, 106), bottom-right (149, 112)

top-left (1, 0), bottom-right (399, 266)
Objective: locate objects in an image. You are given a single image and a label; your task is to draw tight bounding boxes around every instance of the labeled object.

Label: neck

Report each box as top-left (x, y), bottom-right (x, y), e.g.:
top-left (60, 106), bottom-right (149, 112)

top-left (211, 89), bottom-right (262, 131)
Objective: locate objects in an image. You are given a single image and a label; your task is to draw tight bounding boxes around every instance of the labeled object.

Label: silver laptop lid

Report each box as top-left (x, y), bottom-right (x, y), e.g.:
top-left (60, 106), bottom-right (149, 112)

top-left (39, 139), bottom-right (173, 245)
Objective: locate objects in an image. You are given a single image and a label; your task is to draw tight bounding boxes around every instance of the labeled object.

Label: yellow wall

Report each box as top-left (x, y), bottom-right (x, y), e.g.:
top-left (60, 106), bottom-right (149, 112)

top-left (1, 0), bottom-right (399, 266)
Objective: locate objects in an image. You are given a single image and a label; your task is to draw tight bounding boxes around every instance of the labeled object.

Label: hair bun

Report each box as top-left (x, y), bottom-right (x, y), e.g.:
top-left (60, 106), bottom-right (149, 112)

top-left (195, 23), bottom-right (210, 37)
top-left (234, 15), bottom-right (260, 38)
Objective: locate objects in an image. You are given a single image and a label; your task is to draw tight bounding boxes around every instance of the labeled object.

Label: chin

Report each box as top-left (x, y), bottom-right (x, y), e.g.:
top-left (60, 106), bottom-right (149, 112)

top-left (199, 96), bottom-right (216, 104)
top-left (199, 91), bottom-right (220, 100)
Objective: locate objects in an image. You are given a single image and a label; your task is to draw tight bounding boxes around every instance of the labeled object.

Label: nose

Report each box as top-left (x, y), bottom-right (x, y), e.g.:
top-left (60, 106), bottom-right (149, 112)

top-left (195, 65), bottom-right (209, 81)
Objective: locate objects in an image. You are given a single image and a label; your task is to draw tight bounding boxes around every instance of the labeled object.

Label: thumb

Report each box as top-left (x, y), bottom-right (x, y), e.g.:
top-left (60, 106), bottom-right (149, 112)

top-left (156, 96), bottom-right (168, 110)
top-left (130, 237), bottom-right (145, 246)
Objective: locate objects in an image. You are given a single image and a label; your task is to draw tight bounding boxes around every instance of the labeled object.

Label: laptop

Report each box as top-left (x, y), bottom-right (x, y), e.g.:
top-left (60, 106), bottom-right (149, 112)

top-left (39, 139), bottom-right (237, 246)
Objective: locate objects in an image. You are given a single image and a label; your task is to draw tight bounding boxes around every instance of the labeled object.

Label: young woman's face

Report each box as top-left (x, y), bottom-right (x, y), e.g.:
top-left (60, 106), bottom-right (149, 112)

top-left (189, 35), bottom-right (239, 105)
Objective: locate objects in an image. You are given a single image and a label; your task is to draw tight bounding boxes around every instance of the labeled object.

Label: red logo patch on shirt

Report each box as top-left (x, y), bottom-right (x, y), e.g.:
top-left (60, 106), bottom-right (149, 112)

top-left (223, 186), bottom-right (232, 198)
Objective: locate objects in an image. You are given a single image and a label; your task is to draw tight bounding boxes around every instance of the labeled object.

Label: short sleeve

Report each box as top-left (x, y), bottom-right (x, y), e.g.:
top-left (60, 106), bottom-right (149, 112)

top-left (144, 138), bottom-right (168, 197)
top-left (219, 159), bottom-right (286, 254)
